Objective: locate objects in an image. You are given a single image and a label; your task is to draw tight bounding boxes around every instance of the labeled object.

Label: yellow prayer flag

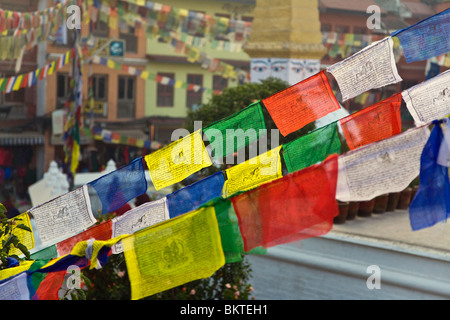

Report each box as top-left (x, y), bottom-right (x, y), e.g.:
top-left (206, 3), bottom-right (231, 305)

top-left (0, 260), bottom-right (34, 281)
top-left (224, 146), bottom-right (282, 197)
top-left (140, 70), bottom-right (149, 79)
top-left (122, 206), bottom-right (225, 300)
top-left (107, 59), bottom-right (116, 70)
top-left (0, 212), bottom-right (35, 257)
top-left (12, 75), bottom-right (23, 91)
top-left (145, 130), bottom-right (212, 190)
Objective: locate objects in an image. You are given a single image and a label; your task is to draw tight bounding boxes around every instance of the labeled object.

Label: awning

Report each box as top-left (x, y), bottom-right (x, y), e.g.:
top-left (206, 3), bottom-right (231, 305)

top-left (0, 133), bottom-right (45, 146)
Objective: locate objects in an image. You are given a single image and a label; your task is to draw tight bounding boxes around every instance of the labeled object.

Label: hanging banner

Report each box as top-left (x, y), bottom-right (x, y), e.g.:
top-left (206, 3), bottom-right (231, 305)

top-left (231, 155), bottom-right (339, 252)
top-left (29, 185), bottom-right (97, 247)
top-left (122, 206), bottom-right (225, 300)
top-left (392, 8), bottom-right (450, 63)
top-left (340, 93), bottom-right (402, 150)
top-left (88, 157), bottom-right (148, 215)
top-left (203, 100), bottom-right (267, 161)
top-left (223, 146), bottom-right (282, 197)
top-left (336, 126), bottom-right (430, 202)
top-left (262, 71), bottom-right (341, 137)
top-left (111, 197), bottom-right (170, 254)
top-left (401, 69), bottom-right (450, 126)
top-left (144, 130), bottom-right (212, 190)
top-left (327, 37), bottom-right (402, 102)
top-left (409, 121), bottom-right (450, 231)
top-left (282, 121), bottom-right (341, 173)
top-left (167, 172), bottom-right (225, 218)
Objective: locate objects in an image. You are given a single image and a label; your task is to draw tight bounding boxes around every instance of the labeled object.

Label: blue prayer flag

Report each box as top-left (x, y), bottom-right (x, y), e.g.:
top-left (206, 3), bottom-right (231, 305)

top-left (409, 121), bottom-right (450, 231)
top-left (88, 157), bottom-right (148, 215)
top-left (167, 172), bottom-right (225, 218)
top-left (392, 8), bottom-right (450, 63)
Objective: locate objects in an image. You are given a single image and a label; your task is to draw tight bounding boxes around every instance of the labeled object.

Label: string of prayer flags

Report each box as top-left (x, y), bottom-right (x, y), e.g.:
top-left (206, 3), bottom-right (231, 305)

top-left (88, 157), bottom-right (148, 215)
top-left (401, 69), bottom-right (450, 126)
top-left (392, 8), bottom-right (450, 64)
top-left (144, 130), bottom-right (212, 190)
top-left (167, 172), bottom-right (225, 218)
top-left (326, 37), bottom-right (402, 102)
top-left (340, 93), bottom-right (402, 150)
top-left (56, 220), bottom-right (113, 257)
top-left (122, 206), bottom-right (225, 300)
top-left (111, 197), bottom-right (170, 254)
top-left (409, 120), bottom-right (450, 231)
top-left (282, 121), bottom-right (341, 174)
top-left (29, 185), bottom-right (97, 247)
top-left (262, 71), bottom-right (341, 137)
top-left (203, 100), bottom-right (267, 161)
top-left (336, 126), bottom-right (430, 202)
top-left (231, 155), bottom-right (339, 252)
top-left (223, 146), bottom-right (282, 197)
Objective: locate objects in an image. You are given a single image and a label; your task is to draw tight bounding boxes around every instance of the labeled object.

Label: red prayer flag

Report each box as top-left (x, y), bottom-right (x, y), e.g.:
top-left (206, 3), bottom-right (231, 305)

top-left (56, 220), bottom-right (113, 256)
top-left (33, 270), bottom-right (66, 300)
top-left (262, 71), bottom-right (341, 137)
top-left (231, 155), bottom-right (339, 251)
top-left (340, 93), bottom-right (402, 150)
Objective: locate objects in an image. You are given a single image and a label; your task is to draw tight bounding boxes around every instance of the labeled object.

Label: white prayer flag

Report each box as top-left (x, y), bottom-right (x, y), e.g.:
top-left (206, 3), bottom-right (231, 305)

top-left (402, 69), bottom-right (450, 126)
top-left (327, 37), bottom-right (402, 102)
top-left (336, 125), bottom-right (430, 202)
top-left (111, 197), bottom-right (170, 254)
top-left (30, 185), bottom-right (97, 246)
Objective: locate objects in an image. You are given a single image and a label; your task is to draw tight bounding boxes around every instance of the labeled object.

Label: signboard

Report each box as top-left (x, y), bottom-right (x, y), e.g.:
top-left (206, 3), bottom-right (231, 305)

top-left (110, 40), bottom-right (125, 57)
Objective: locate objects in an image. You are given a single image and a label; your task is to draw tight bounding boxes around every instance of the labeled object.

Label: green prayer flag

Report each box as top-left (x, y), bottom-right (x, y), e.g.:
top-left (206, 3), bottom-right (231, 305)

top-left (282, 121), bottom-right (341, 173)
top-left (204, 100), bottom-right (267, 160)
top-left (213, 199), bottom-right (244, 263)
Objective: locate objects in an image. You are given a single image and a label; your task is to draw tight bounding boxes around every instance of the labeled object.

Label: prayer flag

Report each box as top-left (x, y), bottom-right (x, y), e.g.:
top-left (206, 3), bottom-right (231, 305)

top-left (203, 100), bottom-right (267, 160)
top-left (111, 197), bottom-right (170, 254)
top-left (327, 37), bottom-right (402, 102)
top-left (262, 71), bottom-right (341, 136)
top-left (282, 121), bottom-right (341, 173)
top-left (0, 212), bottom-right (35, 256)
top-left (224, 146), bottom-right (282, 197)
top-left (167, 171), bottom-right (225, 218)
top-left (409, 121), bottom-right (450, 231)
top-left (231, 155), bottom-right (339, 251)
top-left (145, 130), bottom-right (212, 190)
top-left (88, 157), bottom-right (148, 215)
top-left (212, 198), bottom-right (245, 263)
top-left (0, 273), bottom-right (30, 300)
top-left (401, 69), bottom-right (450, 126)
top-left (340, 93), bottom-right (402, 150)
top-left (122, 206), bottom-right (225, 300)
top-left (336, 126), bottom-right (430, 202)
top-left (392, 8), bottom-right (450, 63)
top-left (29, 185), bottom-right (97, 246)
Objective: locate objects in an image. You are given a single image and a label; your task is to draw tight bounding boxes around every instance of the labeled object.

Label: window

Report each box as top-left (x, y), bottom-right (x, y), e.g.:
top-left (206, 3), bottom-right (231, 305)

top-left (117, 76), bottom-right (135, 118)
top-left (321, 24), bottom-right (332, 32)
top-left (56, 73), bottom-right (70, 108)
top-left (186, 74), bottom-right (203, 109)
top-left (92, 75), bottom-right (108, 100)
top-left (93, 20), bottom-right (109, 38)
top-left (157, 73), bottom-right (174, 107)
top-left (120, 28), bottom-right (138, 53)
top-left (213, 75), bottom-right (228, 92)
